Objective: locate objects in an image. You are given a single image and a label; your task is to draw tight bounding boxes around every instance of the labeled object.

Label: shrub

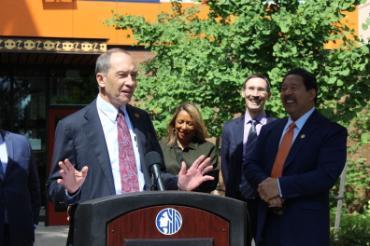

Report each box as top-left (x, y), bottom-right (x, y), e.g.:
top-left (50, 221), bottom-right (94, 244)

top-left (331, 203), bottom-right (370, 245)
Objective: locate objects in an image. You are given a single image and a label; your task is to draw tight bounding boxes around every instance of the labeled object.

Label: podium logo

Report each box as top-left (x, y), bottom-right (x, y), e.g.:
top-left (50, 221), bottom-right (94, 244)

top-left (155, 208), bottom-right (183, 235)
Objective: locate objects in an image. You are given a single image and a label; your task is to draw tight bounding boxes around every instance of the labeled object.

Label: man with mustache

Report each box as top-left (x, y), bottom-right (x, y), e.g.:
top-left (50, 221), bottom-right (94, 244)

top-left (221, 74), bottom-right (274, 242)
top-left (245, 68), bottom-right (347, 246)
top-left (47, 48), bottom-right (214, 245)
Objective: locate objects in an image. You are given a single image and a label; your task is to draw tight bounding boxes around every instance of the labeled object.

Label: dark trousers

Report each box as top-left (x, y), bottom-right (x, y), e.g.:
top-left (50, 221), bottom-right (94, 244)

top-left (66, 205), bottom-right (77, 246)
top-left (3, 224), bottom-right (10, 246)
top-left (2, 224), bottom-right (33, 246)
top-left (246, 199), bottom-right (258, 238)
top-left (245, 199), bottom-right (258, 245)
top-left (259, 211), bottom-right (283, 246)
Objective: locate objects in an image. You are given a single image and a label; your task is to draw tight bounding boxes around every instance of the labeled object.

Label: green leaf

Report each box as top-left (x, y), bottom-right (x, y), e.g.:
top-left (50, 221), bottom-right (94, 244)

top-left (360, 132), bottom-right (369, 144)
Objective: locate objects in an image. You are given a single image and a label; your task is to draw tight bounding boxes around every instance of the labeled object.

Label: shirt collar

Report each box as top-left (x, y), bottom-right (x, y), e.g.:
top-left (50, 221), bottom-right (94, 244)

top-left (287, 107), bottom-right (315, 131)
top-left (96, 95), bottom-right (127, 123)
top-left (187, 141), bottom-right (198, 150)
top-left (244, 111), bottom-right (268, 125)
top-left (170, 140), bottom-right (198, 151)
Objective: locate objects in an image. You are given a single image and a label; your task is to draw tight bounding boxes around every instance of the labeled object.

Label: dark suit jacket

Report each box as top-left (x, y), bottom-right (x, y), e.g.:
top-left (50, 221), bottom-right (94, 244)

top-left (0, 131), bottom-right (41, 245)
top-left (245, 110), bottom-right (347, 246)
top-left (47, 100), bottom-right (177, 206)
top-left (221, 114), bottom-right (274, 200)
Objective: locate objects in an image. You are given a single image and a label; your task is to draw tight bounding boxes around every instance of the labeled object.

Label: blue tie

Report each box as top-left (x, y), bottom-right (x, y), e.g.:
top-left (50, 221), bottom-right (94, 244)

top-left (244, 120), bottom-right (258, 159)
top-left (239, 120), bottom-right (259, 200)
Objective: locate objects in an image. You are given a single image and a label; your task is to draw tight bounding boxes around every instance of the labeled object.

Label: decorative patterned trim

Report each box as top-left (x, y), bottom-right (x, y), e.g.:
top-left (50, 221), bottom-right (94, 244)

top-left (0, 37), bottom-right (107, 54)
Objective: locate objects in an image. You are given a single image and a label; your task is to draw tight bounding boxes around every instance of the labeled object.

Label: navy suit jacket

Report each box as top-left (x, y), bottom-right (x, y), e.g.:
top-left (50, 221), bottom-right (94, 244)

top-left (0, 131), bottom-right (41, 245)
top-left (47, 100), bottom-right (177, 206)
top-left (221, 114), bottom-right (274, 200)
top-left (245, 110), bottom-right (347, 246)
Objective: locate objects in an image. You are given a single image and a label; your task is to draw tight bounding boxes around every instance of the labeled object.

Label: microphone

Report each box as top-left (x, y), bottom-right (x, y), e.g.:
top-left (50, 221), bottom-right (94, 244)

top-left (145, 151), bottom-right (165, 191)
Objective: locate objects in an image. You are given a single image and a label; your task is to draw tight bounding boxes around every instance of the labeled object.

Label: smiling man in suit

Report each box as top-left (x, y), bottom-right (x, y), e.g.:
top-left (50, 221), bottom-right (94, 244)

top-left (47, 48), bottom-right (214, 245)
top-left (245, 68), bottom-right (347, 246)
top-left (221, 74), bottom-right (274, 242)
top-left (0, 128), bottom-right (41, 246)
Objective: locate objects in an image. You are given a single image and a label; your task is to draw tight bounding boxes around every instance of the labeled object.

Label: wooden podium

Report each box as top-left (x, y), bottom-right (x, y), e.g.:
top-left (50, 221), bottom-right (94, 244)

top-left (73, 191), bottom-right (250, 246)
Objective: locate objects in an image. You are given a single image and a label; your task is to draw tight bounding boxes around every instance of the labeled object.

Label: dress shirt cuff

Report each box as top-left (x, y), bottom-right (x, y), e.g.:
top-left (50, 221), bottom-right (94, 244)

top-left (277, 178), bottom-right (283, 197)
top-left (65, 189), bottom-right (80, 204)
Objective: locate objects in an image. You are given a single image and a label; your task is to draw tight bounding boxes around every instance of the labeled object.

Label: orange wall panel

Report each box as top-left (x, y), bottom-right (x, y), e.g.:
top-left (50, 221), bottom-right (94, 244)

top-left (0, 0), bottom-right (208, 45)
top-left (1, 1), bottom-right (74, 37)
top-left (0, 1), bottom-right (358, 47)
top-left (325, 9), bottom-right (359, 49)
top-left (1, 1), bottom-right (42, 37)
top-left (343, 10), bottom-right (359, 35)
top-left (71, 2), bottom-right (124, 43)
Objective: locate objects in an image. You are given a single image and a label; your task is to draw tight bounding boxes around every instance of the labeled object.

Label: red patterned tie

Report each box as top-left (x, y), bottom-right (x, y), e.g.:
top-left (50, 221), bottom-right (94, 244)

top-left (271, 122), bottom-right (296, 178)
top-left (117, 112), bottom-right (139, 192)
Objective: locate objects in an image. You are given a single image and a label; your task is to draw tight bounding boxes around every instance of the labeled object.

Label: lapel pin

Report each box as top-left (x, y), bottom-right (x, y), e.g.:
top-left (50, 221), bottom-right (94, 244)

top-left (134, 113), bottom-right (140, 118)
top-left (300, 134), bottom-right (306, 139)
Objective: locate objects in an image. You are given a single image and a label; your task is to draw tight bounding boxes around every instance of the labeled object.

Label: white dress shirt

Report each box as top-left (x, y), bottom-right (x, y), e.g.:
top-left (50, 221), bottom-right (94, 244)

top-left (0, 133), bottom-right (8, 174)
top-left (243, 111), bottom-right (270, 145)
top-left (96, 95), bottom-right (145, 194)
top-left (0, 132), bottom-right (9, 223)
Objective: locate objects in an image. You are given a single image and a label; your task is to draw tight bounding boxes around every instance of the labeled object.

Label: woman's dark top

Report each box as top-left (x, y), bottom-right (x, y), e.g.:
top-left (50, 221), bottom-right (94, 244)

top-left (160, 139), bottom-right (219, 192)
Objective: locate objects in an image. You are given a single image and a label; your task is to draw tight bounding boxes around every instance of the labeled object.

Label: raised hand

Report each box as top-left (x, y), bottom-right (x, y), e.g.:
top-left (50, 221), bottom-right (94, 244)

top-left (57, 158), bottom-right (88, 194)
top-left (177, 155), bottom-right (214, 191)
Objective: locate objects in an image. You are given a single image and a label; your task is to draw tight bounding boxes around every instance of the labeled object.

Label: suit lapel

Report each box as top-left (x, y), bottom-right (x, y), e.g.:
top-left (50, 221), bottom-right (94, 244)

top-left (234, 116), bottom-right (244, 146)
top-left (126, 105), bottom-right (143, 154)
top-left (283, 110), bottom-right (320, 170)
top-left (125, 105), bottom-right (151, 186)
top-left (266, 116), bottom-right (275, 124)
top-left (83, 101), bottom-right (115, 192)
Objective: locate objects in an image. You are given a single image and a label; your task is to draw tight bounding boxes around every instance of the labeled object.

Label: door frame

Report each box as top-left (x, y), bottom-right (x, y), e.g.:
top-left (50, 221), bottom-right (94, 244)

top-left (46, 105), bottom-right (82, 226)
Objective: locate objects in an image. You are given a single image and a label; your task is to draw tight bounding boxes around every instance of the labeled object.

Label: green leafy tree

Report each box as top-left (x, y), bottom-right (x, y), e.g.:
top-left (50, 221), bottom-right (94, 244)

top-left (109, 0), bottom-right (369, 212)
top-left (110, 0), bottom-right (369, 136)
